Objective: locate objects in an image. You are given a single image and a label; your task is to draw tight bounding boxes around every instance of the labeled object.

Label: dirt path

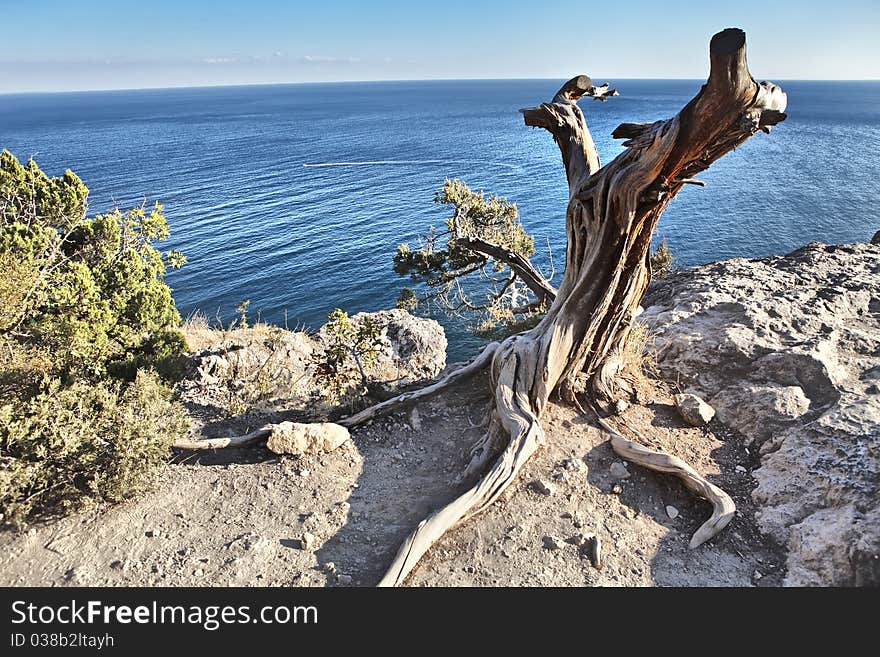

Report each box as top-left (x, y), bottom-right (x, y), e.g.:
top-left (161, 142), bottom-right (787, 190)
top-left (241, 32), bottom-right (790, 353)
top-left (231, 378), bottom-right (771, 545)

top-left (0, 376), bottom-right (786, 587)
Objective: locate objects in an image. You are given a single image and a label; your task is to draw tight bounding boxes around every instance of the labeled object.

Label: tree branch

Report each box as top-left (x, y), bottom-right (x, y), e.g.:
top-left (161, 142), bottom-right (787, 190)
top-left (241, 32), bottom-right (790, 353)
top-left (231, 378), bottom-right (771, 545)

top-left (519, 75), bottom-right (616, 194)
top-left (454, 235), bottom-right (556, 305)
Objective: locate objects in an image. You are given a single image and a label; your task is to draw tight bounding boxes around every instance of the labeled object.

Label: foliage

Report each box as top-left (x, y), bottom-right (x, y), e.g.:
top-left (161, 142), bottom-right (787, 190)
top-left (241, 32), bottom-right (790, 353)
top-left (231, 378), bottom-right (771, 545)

top-left (0, 151), bottom-right (189, 524)
top-left (0, 371), bottom-right (188, 525)
top-left (312, 309), bottom-right (383, 401)
top-left (235, 299), bottom-right (251, 330)
top-left (650, 239), bottom-right (674, 279)
top-left (393, 178), bottom-right (546, 332)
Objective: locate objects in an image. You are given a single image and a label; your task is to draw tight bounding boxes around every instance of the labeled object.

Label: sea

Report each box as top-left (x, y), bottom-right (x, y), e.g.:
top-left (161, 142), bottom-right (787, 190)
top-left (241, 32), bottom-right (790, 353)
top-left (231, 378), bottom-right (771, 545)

top-left (1, 79), bottom-right (878, 359)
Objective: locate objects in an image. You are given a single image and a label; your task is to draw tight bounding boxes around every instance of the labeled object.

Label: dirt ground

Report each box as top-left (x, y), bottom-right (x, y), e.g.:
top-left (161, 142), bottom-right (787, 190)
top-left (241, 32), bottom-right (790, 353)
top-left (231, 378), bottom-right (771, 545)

top-left (0, 373), bottom-right (786, 587)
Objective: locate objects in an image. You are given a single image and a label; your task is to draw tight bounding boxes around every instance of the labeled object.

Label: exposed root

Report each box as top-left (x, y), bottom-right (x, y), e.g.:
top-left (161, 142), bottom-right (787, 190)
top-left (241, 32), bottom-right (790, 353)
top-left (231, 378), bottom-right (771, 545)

top-left (338, 341), bottom-right (500, 427)
top-left (172, 425), bottom-right (273, 451)
top-left (594, 412), bottom-right (736, 548)
top-left (378, 350), bottom-right (544, 587)
top-left (173, 342), bottom-right (500, 451)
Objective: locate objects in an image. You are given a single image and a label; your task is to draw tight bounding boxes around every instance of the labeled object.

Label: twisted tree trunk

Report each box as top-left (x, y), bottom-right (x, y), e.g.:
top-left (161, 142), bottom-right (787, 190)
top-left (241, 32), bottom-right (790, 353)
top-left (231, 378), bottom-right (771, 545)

top-left (378, 28), bottom-right (786, 586)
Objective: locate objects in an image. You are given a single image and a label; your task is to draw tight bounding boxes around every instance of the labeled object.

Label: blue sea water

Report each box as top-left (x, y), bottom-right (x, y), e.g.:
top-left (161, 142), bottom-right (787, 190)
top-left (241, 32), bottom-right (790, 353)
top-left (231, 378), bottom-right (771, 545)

top-left (1, 80), bottom-right (878, 358)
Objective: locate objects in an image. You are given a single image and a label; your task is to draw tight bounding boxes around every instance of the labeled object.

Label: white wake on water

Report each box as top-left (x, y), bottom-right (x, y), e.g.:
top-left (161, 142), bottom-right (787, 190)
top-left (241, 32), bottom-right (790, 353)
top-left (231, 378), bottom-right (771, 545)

top-left (303, 160), bottom-right (519, 170)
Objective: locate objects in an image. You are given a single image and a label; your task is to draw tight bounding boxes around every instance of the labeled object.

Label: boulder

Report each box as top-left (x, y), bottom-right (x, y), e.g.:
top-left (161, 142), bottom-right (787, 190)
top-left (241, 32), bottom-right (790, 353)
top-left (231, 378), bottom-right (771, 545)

top-left (178, 309), bottom-right (446, 418)
top-left (324, 309), bottom-right (447, 387)
top-left (673, 393), bottom-right (715, 426)
top-left (641, 242), bottom-right (880, 586)
top-left (266, 422), bottom-right (350, 456)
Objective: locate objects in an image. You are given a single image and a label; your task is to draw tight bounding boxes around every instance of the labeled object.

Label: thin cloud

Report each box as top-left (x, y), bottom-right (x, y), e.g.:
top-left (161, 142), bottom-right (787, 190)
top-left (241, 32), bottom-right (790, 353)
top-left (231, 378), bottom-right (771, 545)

top-left (301, 55), bottom-right (362, 64)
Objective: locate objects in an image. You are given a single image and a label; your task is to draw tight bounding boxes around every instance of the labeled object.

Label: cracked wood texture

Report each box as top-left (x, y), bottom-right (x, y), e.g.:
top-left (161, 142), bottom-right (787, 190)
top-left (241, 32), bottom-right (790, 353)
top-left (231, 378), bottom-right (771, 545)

top-left (379, 28), bottom-right (786, 586)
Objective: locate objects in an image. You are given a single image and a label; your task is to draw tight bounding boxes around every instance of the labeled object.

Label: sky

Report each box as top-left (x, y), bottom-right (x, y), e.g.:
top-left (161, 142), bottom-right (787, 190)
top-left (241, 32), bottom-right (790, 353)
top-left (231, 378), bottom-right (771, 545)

top-left (1, 0), bottom-right (878, 93)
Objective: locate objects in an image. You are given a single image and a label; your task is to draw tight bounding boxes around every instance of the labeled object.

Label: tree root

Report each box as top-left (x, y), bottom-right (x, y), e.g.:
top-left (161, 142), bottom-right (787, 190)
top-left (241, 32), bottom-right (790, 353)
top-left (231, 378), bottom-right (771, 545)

top-left (593, 412), bottom-right (736, 549)
top-left (172, 341), bottom-right (500, 450)
top-left (171, 425), bottom-right (273, 451)
top-left (337, 341), bottom-right (500, 428)
top-left (378, 351), bottom-right (544, 587)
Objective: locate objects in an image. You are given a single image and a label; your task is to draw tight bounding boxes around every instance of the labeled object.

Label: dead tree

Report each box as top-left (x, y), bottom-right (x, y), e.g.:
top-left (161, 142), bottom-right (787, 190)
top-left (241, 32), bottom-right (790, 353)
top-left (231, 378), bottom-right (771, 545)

top-left (176, 28), bottom-right (786, 587)
top-left (377, 28), bottom-right (786, 586)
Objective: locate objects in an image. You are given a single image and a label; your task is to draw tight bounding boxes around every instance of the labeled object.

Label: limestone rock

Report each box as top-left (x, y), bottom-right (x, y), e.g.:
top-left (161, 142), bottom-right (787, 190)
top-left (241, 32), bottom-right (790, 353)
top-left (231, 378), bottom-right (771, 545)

top-left (178, 309), bottom-right (446, 419)
top-left (673, 393), bottom-right (715, 426)
top-left (267, 422), bottom-right (350, 456)
top-left (641, 242), bottom-right (880, 586)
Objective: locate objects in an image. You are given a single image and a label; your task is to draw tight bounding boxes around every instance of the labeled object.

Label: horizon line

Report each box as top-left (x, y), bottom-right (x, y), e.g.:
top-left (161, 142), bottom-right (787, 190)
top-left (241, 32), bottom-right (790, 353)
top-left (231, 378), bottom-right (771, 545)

top-left (2, 75), bottom-right (878, 96)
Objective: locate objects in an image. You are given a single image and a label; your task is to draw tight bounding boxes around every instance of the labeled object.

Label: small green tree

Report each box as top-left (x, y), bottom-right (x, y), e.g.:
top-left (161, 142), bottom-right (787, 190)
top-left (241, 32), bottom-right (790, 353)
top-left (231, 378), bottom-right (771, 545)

top-left (650, 238), bottom-right (674, 279)
top-left (0, 150), bottom-right (189, 523)
top-left (393, 179), bottom-right (555, 335)
top-left (312, 309), bottom-right (383, 401)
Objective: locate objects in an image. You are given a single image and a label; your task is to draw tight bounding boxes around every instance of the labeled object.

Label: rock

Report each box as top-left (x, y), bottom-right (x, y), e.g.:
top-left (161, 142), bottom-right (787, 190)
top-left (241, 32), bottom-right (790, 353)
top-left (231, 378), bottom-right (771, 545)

top-left (611, 484), bottom-right (622, 495)
top-left (642, 241), bottom-right (880, 586)
top-left (666, 505), bottom-right (679, 519)
top-left (409, 407), bottom-right (422, 432)
top-left (710, 383), bottom-right (809, 444)
top-left (328, 309), bottom-right (447, 389)
top-left (542, 535), bottom-right (565, 550)
top-left (145, 530), bottom-right (161, 538)
top-left (227, 532), bottom-right (269, 553)
top-left (337, 574), bottom-right (353, 586)
top-left (109, 560), bottom-right (124, 571)
top-left (614, 399), bottom-right (629, 415)
top-left (324, 562), bottom-right (337, 574)
top-left (299, 532), bottom-right (316, 551)
top-left (609, 462), bottom-right (630, 480)
top-left (532, 479), bottom-right (556, 496)
top-left (561, 458), bottom-right (584, 472)
top-left (871, 229), bottom-right (880, 245)
top-left (178, 309), bottom-right (445, 419)
top-left (735, 465), bottom-right (747, 473)
top-left (674, 393), bottom-right (715, 426)
top-left (267, 422), bottom-right (350, 456)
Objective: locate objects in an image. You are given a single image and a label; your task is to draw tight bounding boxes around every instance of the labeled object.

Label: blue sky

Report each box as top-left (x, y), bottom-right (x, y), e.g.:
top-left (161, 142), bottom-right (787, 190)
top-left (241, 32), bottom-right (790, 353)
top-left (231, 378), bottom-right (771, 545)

top-left (1, 0), bottom-right (877, 92)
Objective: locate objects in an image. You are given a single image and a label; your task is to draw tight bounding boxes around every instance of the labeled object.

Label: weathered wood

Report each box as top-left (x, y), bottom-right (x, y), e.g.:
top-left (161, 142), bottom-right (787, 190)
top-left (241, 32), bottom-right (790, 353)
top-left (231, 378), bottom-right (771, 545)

top-left (379, 28), bottom-right (786, 586)
top-left (173, 425), bottom-right (272, 451)
top-left (454, 234), bottom-right (556, 306)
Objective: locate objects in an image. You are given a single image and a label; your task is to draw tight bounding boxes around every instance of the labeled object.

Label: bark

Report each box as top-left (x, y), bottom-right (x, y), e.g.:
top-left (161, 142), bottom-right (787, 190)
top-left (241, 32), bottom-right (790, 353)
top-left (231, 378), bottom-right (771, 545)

top-left (379, 28), bottom-right (786, 586)
top-left (455, 235), bottom-right (556, 306)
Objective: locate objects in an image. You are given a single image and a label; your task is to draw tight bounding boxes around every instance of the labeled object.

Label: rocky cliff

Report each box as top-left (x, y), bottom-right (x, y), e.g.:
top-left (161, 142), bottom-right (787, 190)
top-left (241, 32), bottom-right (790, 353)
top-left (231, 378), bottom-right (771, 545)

top-left (641, 242), bottom-right (879, 585)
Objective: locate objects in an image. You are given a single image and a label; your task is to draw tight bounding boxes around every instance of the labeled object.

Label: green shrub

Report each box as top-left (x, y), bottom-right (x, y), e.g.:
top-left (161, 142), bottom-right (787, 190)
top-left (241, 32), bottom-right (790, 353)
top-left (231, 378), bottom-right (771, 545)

top-left (650, 239), bottom-right (674, 279)
top-left (0, 372), bottom-right (188, 525)
top-left (312, 309), bottom-right (383, 401)
top-left (0, 151), bottom-right (190, 524)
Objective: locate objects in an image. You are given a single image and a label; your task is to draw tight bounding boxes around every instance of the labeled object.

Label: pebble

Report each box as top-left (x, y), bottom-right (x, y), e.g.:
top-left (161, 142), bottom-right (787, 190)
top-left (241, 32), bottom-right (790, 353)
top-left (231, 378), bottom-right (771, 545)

top-left (609, 462), bottom-right (630, 480)
top-left (410, 408), bottom-right (422, 432)
top-left (735, 465), bottom-right (747, 473)
top-left (666, 505), bottom-right (680, 519)
top-left (532, 479), bottom-right (556, 496)
top-left (324, 562), bottom-right (337, 574)
top-left (754, 570), bottom-right (763, 580)
top-left (614, 400), bottom-right (629, 415)
top-left (145, 530), bottom-right (161, 538)
top-left (338, 574), bottom-right (353, 586)
top-left (542, 535), bottom-right (566, 550)
top-left (300, 532), bottom-right (316, 551)
top-left (611, 484), bottom-right (623, 495)
top-left (109, 560), bottom-right (124, 571)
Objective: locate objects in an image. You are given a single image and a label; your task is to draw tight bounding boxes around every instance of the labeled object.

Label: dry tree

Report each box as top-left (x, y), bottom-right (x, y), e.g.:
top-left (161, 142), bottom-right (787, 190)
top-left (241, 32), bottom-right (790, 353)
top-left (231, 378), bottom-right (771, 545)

top-left (177, 28), bottom-right (787, 587)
